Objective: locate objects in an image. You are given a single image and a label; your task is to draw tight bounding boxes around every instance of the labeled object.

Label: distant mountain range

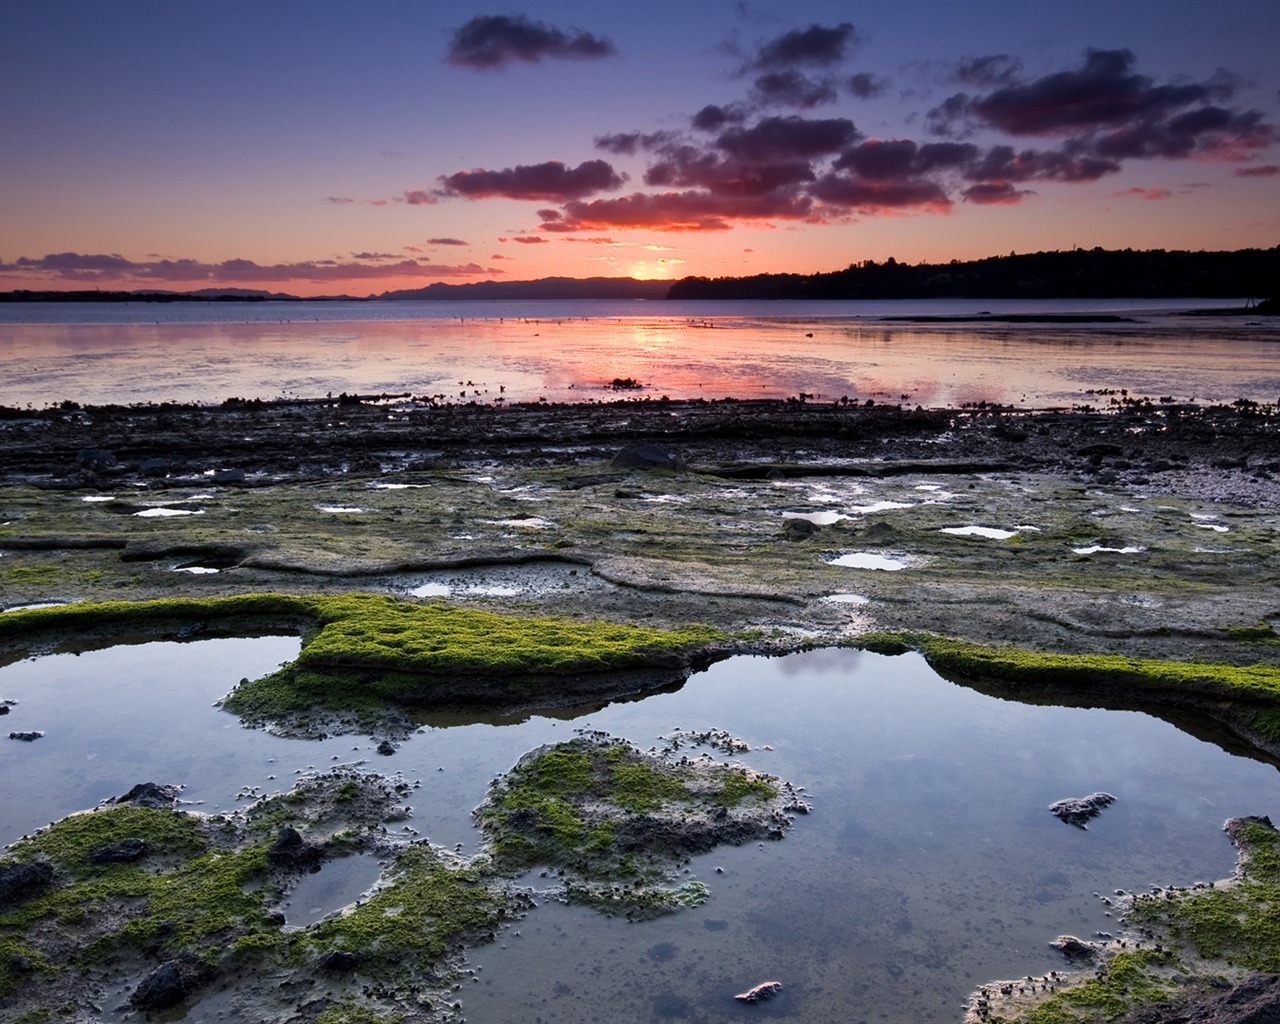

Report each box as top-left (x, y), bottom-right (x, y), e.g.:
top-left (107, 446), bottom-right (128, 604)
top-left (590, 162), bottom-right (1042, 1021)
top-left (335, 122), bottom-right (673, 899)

top-left (2, 246), bottom-right (1275, 304)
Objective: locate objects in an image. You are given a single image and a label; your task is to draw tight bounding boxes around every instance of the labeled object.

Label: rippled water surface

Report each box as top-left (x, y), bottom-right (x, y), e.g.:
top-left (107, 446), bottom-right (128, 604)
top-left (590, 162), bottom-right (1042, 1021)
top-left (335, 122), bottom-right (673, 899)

top-left (3, 639), bottom-right (1278, 1023)
top-left (2, 298), bottom-right (1276, 408)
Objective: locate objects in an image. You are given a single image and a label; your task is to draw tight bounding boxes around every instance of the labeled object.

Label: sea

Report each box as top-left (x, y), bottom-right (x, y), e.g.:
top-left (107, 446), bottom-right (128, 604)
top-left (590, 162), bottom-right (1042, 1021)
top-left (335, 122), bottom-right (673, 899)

top-left (1, 297), bottom-right (1277, 409)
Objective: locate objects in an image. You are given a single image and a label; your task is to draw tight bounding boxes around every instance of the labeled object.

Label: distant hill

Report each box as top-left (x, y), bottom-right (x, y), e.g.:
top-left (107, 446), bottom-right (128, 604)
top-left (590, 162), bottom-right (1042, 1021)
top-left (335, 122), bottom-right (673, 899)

top-left (666, 246), bottom-right (1280, 301)
top-left (378, 276), bottom-right (672, 301)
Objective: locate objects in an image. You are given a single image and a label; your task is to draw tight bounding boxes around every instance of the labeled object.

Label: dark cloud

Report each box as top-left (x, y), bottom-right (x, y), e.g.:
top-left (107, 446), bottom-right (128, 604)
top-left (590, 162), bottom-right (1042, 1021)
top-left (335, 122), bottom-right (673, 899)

top-left (1093, 106), bottom-right (1273, 161)
top-left (350, 251), bottom-right (402, 260)
top-left (446, 14), bottom-right (617, 69)
top-left (545, 190), bottom-right (816, 233)
top-left (403, 190), bottom-right (437, 205)
top-left (426, 237), bottom-right (469, 246)
top-left (645, 147), bottom-right (816, 196)
top-left (594, 130), bottom-right (677, 155)
top-left (954, 54), bottom-right (1023, 88)
top-left (809, 173), bottom-right (952, 213)
top-left (833, 139), bottom-right (976, 180)
top-left (0, 253), bottom-right (497, 284)
top-left (1236, 164), bottom-right (1280, 177)
top-left (504, 236), bottom-right (549, 245)
top-left (965, 49), bottom-right (1230, 136)
top-left (692, 104), bottom-right (747, 132)
top-left (965, 144), bottom-right (1121, 183)
top-left (751, 70), bottom-right (837, 108)
top-left (748, 23), bottom-right (862, 69)
top-left (846, 73), bottom-right (886, 99)
top-left (1114, 187), bottom-right (1175, 200)
top-left (961, 182), bottom-right (1035, 205)
top-left (438, 160), bottom-right (626, 201)
top-left (716, 115), bottom-right (860, 161)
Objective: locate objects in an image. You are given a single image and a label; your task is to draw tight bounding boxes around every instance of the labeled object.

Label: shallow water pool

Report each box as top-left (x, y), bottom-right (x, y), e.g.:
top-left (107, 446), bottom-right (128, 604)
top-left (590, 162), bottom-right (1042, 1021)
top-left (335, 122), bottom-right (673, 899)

top-left (2, 641), bottom-right (1277, 1023)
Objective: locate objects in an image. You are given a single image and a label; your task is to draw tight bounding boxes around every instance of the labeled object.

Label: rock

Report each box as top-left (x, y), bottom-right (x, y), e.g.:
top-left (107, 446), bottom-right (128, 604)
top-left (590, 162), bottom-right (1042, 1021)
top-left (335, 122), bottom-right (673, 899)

top-left (212, 467), bottom-right (245, 483)
top-left (735, 980), bottom-right (783, 1003)
top-left (861, 521), bottom-right (899, 545)
top-left (0, 705), bottom-right (9, 716)
top-left (611, 443), bottom-right (683, 471)
top-left (268, 827), bottom-right (323, 869)
top-left (138, 457), bottom-right (169, 477)
top-left (1050, 935), bottom-right (1099, 961)
top-left (1049, 792), bottom-right (1115, 828)
top-left (782, 517), bottom-right (819, 540)
top-left (376, 739), bottom-right (396, 756)
top-left (8, 731), bottom-right (42, 742)
top-left (88, 837), bottom-right (150, 865)
top-left (0, 861), bottom-right (53, 906)
top-left (319, 950), bottom-right (360, 972)
top-left (1121, 973), bottom-right (1280, 1024)
top-left (129, 957), bottom-right (208, 1011)
top-left (115, 782), bottom-right (182, 809)
top-left (77, 448), bottom-right (117, 471)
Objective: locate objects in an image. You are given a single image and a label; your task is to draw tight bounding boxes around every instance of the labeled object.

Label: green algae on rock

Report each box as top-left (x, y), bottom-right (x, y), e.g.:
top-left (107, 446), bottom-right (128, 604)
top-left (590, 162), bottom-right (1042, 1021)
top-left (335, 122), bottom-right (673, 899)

top-left (474, 733), bottom-right (805, 919)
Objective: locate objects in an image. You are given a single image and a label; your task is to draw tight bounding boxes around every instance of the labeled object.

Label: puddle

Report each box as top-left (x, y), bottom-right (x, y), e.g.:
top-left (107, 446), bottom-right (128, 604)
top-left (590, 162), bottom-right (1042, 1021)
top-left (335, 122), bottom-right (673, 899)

top-left (81, 495), bottom-right (116, 503)
top-left (821, 593), bottom-right (870, 604)
top-left (783, 510), bottom-right (848, 526)
top-left (826, 552), bottom-right (910, 570)
top-left (316, 505), bottom-right (367, 514)
top-left (280, 852), bottom-right (383, 928)
top-left (401, 560), bottom-right (608, 601)
top-left (849, 500), bottom-right (915, 514)
top-left (491, 517), bottom-right (554, 529)
top-left (173, 565), bottom-right (220, 575)
top-left (133, 507), bottom-right (204, 518)
top-left (1, 600), bottom-right (72, 613)
top-left (368, 481), bottom-right (429, 490)
top-left (940, 525), bottom-right (1022, 539)
top-left (1073, 544), bottom-right (1145, 554)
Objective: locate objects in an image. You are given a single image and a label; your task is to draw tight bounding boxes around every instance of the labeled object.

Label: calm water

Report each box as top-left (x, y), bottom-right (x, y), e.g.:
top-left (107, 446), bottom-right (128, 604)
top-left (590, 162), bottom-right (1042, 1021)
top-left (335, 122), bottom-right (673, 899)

top-left (2, 639), bottom-right (1276, 1023)
top-left (1, 298), bottom-right (1276, 409)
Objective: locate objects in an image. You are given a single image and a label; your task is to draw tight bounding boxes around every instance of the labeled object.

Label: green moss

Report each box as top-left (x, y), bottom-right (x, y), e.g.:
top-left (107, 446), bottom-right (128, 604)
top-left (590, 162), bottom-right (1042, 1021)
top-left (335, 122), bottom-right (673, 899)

top-left (1003, 950), bottom-right (1174, 1024)
top-left (0, 564), bottom-right (61, 585)
top-left (0, 805), bottom-right (284, 997)
top-left (10, 806), bottom-right (206, 870)
top-left (856, 631), bottom-right (1280, 704)
top-left (316, 1004), bottom-right (406, 1024)
top-left (304, 846), bottom-right (508, 978)
top-left (0, 593), bottom-right (724, 726)
top-left (1225, 621), bottom-right (1280, 644)
top-left (713, 771), bottom-right (777, 807)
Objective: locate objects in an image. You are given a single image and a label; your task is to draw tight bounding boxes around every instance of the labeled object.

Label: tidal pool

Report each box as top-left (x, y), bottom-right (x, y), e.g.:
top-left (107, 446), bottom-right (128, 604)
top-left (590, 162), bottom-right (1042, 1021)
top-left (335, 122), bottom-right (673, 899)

top-left (2, 641), bottom-right (1278, 1023)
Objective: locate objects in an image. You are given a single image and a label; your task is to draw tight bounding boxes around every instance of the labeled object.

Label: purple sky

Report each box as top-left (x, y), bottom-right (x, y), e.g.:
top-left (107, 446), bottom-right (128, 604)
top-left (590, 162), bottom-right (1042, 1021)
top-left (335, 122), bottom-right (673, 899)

top-left (2, 0), bottom-right (1277, 295)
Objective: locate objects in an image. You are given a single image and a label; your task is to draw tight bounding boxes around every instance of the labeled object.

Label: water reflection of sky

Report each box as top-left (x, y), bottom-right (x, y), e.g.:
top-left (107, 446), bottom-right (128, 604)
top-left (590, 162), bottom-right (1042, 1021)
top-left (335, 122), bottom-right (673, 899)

top-left (2, 640), bottom-right (1277, 1022)
top-left (2, 300), bottom-right (1277, 408)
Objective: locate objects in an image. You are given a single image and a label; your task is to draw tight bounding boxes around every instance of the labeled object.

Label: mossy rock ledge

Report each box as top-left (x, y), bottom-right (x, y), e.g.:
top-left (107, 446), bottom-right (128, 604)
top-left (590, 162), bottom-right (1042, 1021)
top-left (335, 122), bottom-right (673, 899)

top-left (475, 733), bottom-right (810, 919)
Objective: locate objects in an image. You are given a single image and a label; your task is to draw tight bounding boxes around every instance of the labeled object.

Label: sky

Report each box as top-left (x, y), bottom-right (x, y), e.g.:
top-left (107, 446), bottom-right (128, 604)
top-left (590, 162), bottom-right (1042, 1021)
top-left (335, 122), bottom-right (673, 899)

top-left (2, 0), bottom-right (1278, 296)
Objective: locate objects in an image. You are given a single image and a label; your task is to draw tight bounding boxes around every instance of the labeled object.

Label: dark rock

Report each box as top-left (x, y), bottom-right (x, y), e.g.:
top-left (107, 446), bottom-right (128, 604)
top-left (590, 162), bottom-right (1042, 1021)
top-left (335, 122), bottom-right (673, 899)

top-left (130, 957), bottom-right (208, 1011)
top-left (8, 731), bottom-right (43, 742)
top-left (212, 467), bottom-right (245, 483)
top-left (1050, 935), bottom-right (1099, 961)
top-left (0, 705), bottom-right (9, 716)
top-left (861, 521), bottom-right (899, 545)
top-left (0, 861), bottom-right (53, 906)
top-left (268, 827), bottom-right (323, 869)
top-left (782, 517), bottom-right (819, 540)
top-left (77, 448), bottom-right (117, 471)
top-left (138, 457), bottom-right (169, 477)
top-left (1119, 973), bottom-right (1280, 1024)
top-left (611, 444), bottom-right (683, 471)
top-left (1049, 792), bottom-right (1115, 828)
top-left (8, 953), bottom-right (34, 974)
top-left (319, 950), bottom-right (360, 972)
top-left (376, 739), bottom-right (396, 756)
top-left (88, 837), bottom-right (150, 865)
top-left (115, 782), bottom-right (182, 809)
